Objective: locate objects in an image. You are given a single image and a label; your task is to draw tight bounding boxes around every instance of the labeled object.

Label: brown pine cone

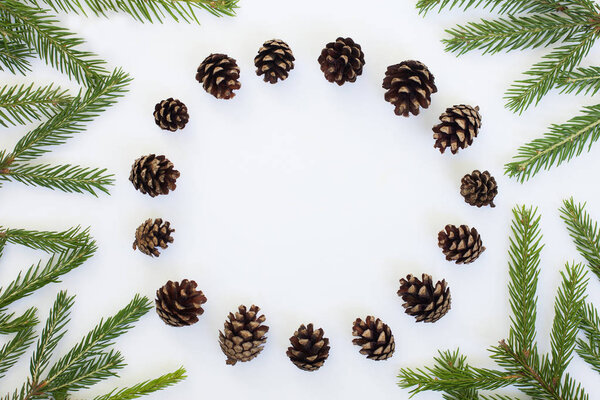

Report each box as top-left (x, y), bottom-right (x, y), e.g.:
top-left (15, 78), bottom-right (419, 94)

top-left (382, 60), bottom-right (437, 117)
top-left (286, 323), bottom-right (330, 371)
top-left (132, 218), bottom-right (174, 257)
top-left (438, 224), bottom-right (486, 264)
top-left (129, 154), bottom-right (180, 197)
top-left (196, 53), bottom-right (241, 99)
top-left (352, 316), bottom-right (395, 360)
top-left (461, 170), bottom-right (498, 208)
top-left (219, 305), bottom-right (269, 365)
top-left (155, 279), bottom-right (207, 327)
top-left (317, 37), bottom-right (365, 85)
top-left (255, 39), bottom-right (295, 84)
top-left (433, 104), bottom-right (482, 154)
top-left (398, 274), bottom-right (451, 323)
top-left (153, 98), bottom-right (189, 131)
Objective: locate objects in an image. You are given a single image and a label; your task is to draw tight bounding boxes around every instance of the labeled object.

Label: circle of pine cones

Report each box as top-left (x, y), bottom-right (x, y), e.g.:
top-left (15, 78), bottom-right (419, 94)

top-left (433, 104), bottom-right (482, 154)
top-left (352, 316), bottom-right (395, 360)
top-left (129, 154), bottom-right (180, 197)
top-left (153, 98), bottom-right (188, 131)
top-left (196, 53), bottom-right (241, 99)
top-left (286, 323), bottom-right (330, 371)
top-left (382, 60), bottom-right (437, 117)
top-left (219, 305), bottom-right (269, 365)
top-left (398, 274), bottom-right (451, 323)
top-left (461, 170), bottom-right (498, 208)
top-left (155, 279), bottom-right (207, 327)
top-left (255, 39), bottom-right (295, 84)
top-left (132, 218), bottom-right (174, 257)
top-left (438, 224), bottom-right (486, 264)
top-left (318, 37), bottom-right (365, 85)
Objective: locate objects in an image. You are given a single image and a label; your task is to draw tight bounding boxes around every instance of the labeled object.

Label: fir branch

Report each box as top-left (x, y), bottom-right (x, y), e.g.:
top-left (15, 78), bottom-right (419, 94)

top-left (504, 104), bottom-right (600, 182)
top-left (7, 69), bottom-right (130, 163)
top-left (505, 31), bottom-right (598, 114)
top-left (0, 308), bottom-right (38, 334)
top-left (0, 326), bottom-right (36, 380)
top-left (4, 163), bottom-right (114, 196)
top-left (26, 0), bottom-right (238, 23)
top-left (0, 0), bottom-right (107, 86)
top-left (416, 0), bottom-right (596, 16)
top-left (558, 66), bottom-right (600, 96)
top-left (0, 226), bottom-right (91, 254)
top-left (443, 13), bottom-right (591, 56)
top-left (576, 303), bottom-right (600, 373)
top-left (92, 367), bottom-right (187, 400)
top-left (0, 40), bottom-right (33, 75)
top-left (0, 83), bottom-right (72, 127)
top-left (560, 198), bottom-right (600, 280)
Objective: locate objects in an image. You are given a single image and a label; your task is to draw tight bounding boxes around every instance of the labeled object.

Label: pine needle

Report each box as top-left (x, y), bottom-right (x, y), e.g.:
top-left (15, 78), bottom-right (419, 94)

top-left (0, 83), bottom-right (72, 127)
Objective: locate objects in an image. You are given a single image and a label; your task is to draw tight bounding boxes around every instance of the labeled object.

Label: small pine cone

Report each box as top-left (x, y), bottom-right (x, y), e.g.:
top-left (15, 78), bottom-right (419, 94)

top-left (129, 154), bottom-right (180, 197)
top-left (196, 53), bottom-right (241, 99)
top-left (460, 170), bottom-right (498, 208)
top-left (155, 279), bottom-right (207, 327)
top-left (286, 323), bottom-right (330, 371)
top-left (438, 224), bottom-right (486, 264)
top-left (219, 305), bottom-right (269, 365)
top-left (153, 98), bottom-right (189, 131)
top-left (254, 39), bottom-right (295, 84)
top-left (398, 274), bottom-right (451, 323)
top-left (433, 104), bottom-right (482, 154)
top-left (317, 37), bottom-right (365, 85)
top-left (352, 316), bottom-right (395, 361)
top-left (132, 218), bottom-right (174, 257)
top-left (382, 60), bottom-right (437, 117)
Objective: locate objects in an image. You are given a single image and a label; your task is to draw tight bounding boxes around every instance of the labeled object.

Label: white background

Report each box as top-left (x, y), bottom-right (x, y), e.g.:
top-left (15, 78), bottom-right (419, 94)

top-left (2, 0), bottom-right (600, 398)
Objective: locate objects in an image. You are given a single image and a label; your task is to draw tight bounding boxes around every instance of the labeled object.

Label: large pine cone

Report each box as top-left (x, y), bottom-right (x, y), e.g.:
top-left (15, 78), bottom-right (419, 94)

top-left (433, 104), bottom-right (482, 154)
top-left (155, 279), bottom-right (207, 327)
top-left (382, 60), bottom-right (437, 117)
top-left (286, 323), bottom-right (330, 371)
top-left (219, 305), bottom-right (269, 365)
top-left (153, 98), bottom-right (189, 131)
top-left (438, 224), bottom-right (486, 264)
top-left (129, 154), bottom-right (180, 197)
top-left (255, 39), bottom-right (295, 84)
top-left (132, 218), bottom-right (174, 257)
top-left (196, 53), bottom-right (241, 99)
top-left (398, 274), bottom-right (451, 323)
top-left (352, 316), bottom-right (395, 361)
top-left (461, 170), bottom-right (498, 208)
top-left (317, 37), bottom-right (365, 85)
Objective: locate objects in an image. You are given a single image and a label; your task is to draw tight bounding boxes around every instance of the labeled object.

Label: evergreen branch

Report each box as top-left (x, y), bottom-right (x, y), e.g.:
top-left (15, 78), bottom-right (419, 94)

top-left (558, 66), bottom-right (600, 96)
top-left (0, 326), bottom-right (36, 380)
top-left (0, 0), bottom-right (107, 86)
top-left (443, 13), bottom-right (590, 56)
top-left (4, 163), bottom-right (114, 195)
top-left (0, 240), bottom-right (96, 309)
top-left (44, 295), bottom-right (152, 390)
top-left (504, 104), bottom-right (600, 182)
top-left (576, 303), bottom-right (600, 373)
top-left (0, 40), bottom-right (33, 75)
top-left (560, 198), bottom-right (600, 280)
top-left (27, 0), bottom-right (238, 23)
top-left (416, 0), bottom-right (597, 16)
top-left (0, 83), bottom-right (71, 127)
top-left (0, 308), bottom-right (38, 334)
top-left (507, 205), bottom-right (542, 353)
top-left (29, 291), bottom-right (74, 384)
top-left (92, 367), bottom-right (187, 400)
top-left (505, 32), bottom-right (598, 114)
top-left (548, 263), bottom-right (588, 378)
top-left (8, 69), bottom-right (130, 163)
top-left (0, 226), bottom-right (91, 254)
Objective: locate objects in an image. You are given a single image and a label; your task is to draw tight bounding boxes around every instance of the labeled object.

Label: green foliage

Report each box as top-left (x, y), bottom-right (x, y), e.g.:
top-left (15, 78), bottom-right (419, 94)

top-left (560, 198), bottom-right (600, 280)
top-left (417, 0), bottom-right (600, 182)
top-left (576, 303), bottom-right (600, 373)
top-left (93, 368), bottom-right (187, 400)
top-left (0, 83), bottom-right (72, 127)
top-left (398, 205), bottom-right (593, 399)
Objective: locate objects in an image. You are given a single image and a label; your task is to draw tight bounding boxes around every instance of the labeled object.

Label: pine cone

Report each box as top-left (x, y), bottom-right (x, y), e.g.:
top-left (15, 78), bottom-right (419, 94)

top-left (460, 170), bottom-right (498, 208)
top-left (196, 53), bottom-right (241, 99)
top-left (219, 305), bottom-right (269, 365)
top-left (382, 60), bottom-right (437, 117)
top-left (155, 279), bottom-right (207, 327)
top-left (129, 154), bottom-right (180, 197)
top-left (398, 274), bottom-right (451, 323)
top-left (255, 39), bottom-right (295, 84)
top-left (132, 218), bottom-right (174, 257)
top-left (286, 323), bottom-right (330, 371)
top-left (153, 98), bottom-right (189, 131)
top-left (352, 316), bottom-right (395, 360)
top-left (317, 37), bottom-right (365, 85)
top-left (433, 104), bottom-right (482, 154)
top-left (438, 224), bottom-right (486, 264)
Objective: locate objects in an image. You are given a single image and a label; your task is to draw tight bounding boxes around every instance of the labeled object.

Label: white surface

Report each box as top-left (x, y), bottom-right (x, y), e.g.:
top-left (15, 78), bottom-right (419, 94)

top-left (2, 0), bottom-right (600, 399)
